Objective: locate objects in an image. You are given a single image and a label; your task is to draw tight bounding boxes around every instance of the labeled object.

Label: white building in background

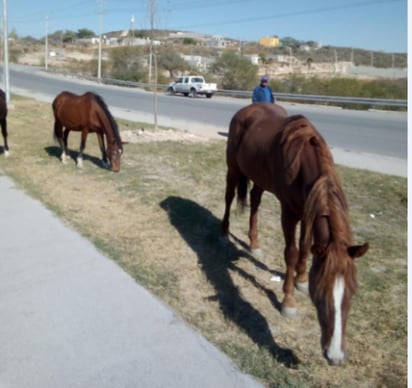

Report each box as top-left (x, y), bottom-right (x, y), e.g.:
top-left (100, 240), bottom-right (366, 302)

top-left (207, 35), bottom-right (227, 49)
top-left (243, 54), bottom-right (259, 65)
top-left (180, 54), bottom-right (214, 71)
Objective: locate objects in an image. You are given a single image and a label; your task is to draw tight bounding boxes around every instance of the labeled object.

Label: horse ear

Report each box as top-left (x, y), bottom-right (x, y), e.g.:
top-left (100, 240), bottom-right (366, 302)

top-left (347, 243), bottom-right (369, 259)
top-left (311, 243), bottom-right (327, 259)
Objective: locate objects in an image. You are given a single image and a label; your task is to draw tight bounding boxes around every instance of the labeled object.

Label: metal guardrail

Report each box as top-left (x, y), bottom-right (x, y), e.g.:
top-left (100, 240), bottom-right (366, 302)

top-left (86, 75), bottom-right (407, 108)
top-left (215, 89), bottom-right (407, 108)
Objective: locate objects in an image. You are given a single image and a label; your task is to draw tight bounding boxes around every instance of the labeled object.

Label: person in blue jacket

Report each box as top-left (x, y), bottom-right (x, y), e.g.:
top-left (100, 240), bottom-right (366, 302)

top-left (252, 76), bottom-right (275, 103)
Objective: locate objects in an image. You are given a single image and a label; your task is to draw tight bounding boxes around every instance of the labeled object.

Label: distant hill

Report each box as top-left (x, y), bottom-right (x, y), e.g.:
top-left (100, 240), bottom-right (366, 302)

top-left (15, 27), bottom-right (408, 70)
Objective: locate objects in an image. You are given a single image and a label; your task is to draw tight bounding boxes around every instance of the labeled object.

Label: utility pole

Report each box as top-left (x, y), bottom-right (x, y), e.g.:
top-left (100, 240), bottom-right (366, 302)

top-left (149, 0), bottom-right (157, 129)
top-left (45, 15), bottom-right (49, 70)
top-left (130, 14), bottom-right (135, 44)
top-left (288, 46), bottom-right (292, 69)
top-left (334, 49), bottom-right (338, 73)
top-left (2, 0), bottom-right (9, 105)
top-left (97, 0), bottom-right (103, 80)
top-left (392, 53), bottom-right (395, 79)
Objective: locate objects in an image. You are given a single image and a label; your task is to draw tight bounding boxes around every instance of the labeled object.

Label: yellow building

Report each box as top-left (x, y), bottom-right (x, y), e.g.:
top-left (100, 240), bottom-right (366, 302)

top-left (259, 36), bottom-right (280, 48)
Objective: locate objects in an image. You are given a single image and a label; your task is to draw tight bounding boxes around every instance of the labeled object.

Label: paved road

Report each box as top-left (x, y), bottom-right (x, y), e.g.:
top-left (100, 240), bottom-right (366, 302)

top-left (0, 175), bottom-right (262, 388)
top-left (8, 66), bottom-right (407, 177)
top-left (8, 64), bottom-right (407, 160)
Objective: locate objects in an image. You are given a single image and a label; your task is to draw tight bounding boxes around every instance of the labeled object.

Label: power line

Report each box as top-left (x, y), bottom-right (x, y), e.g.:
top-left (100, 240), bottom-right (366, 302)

top-left (7, 0), bottom-right (405, 45)
top-left (173, 0), bottom-right (405, 30)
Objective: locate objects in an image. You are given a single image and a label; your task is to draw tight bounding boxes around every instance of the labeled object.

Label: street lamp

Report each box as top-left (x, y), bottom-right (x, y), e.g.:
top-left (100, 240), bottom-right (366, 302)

top-left (97, 0), bottom-right (103, 80)
top-left (288, 47), bottom-right (292, 68)
top-left (45, 15), bottom-right (48, 70)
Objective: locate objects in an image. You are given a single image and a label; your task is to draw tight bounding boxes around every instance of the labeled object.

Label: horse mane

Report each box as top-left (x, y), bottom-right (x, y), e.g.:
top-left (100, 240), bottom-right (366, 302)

top-left (280, 115), bottom-right (325, 184)
top-left (298, 122), bottom-right (356, 304)
top-left (279, 114), bottom-right (356, 303)
top-left (91, 93), bottom-right (122, 149)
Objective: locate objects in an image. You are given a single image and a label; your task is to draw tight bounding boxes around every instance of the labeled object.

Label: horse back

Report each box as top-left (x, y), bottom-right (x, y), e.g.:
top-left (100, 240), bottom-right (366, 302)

top-left (227, 104), bottom-right (289, 191)
top-left (52, 91), bottom-right (94, 129)
top-left (227, 103), bottom-right (334, 213)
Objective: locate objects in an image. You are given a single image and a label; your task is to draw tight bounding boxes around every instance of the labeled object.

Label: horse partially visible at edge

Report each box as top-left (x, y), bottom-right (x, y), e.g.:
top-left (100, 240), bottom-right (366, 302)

top-left (221, 103), bottom-right (369, 365)
top-left (52, 91), bottom-right (123, 172)
top-left (0, 89), bottom-right (9, 157)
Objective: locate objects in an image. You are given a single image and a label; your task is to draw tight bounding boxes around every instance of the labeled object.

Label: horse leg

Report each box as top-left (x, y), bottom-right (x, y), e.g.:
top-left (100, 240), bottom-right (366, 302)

top-left (96, 132), bottom-right (109, 169)
top-left (280, 205), bottom-right (299, 318)
top-left (295, 221), bottom-right (309, 294)
top-left (248, 184), bottom-right (264, 257)
top-left (221, 166), bottom-right (241, 244)
top-left (54, 121), bottom-right (68, 163)
top-left (77, 129), bottom-right (88, 168)
top-left (1, 118), bottom-right (9, 157)
top-left (62, 128), bottom-right (71, 164)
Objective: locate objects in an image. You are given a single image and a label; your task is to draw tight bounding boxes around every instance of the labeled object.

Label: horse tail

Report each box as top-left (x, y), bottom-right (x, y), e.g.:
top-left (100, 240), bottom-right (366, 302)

top-left (226, 108), bottom-right (250, 213)
top-left (236, 172), bottom-right (249, 212)
top-left (52, 95), bottom-right (62, 143)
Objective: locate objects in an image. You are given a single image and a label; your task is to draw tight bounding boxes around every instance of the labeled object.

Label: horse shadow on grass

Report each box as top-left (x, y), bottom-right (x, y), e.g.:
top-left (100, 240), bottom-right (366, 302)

top-left (44, 146), bottom-right (107, 170)
top-left (160, 196), bottom-right (299, 368)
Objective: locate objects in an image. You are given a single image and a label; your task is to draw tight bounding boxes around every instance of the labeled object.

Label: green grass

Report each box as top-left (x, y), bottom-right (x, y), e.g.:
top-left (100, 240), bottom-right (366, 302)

top-left (1, 96), bottom-right (407, 387)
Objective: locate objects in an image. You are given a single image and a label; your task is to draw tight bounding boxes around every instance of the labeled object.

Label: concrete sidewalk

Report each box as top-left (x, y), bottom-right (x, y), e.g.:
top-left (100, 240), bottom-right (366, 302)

top-left (0, 175), bottom-right (262, 388)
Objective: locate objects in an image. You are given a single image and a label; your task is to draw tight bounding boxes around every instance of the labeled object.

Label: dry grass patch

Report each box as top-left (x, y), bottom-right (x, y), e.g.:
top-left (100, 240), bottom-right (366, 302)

top-left (2, 96), bottom-right (407, 387)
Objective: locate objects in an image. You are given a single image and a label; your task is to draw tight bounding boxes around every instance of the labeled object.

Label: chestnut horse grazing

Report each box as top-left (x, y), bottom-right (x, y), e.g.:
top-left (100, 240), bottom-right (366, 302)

top-left (221, 103), bottom-right (369, 365)
top-left (0, 89), bottom-right (9, 156)
top-left (52, 91), bottom-right (123, 172)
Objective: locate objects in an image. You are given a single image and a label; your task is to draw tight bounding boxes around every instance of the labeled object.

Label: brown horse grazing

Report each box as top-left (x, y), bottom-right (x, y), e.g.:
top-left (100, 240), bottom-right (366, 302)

top-left (221, 103), bottom-right (369, 365)
top-left (52, 91), bottom-right (123, 172)
top-left (0, 89), bottom-right (9, 157)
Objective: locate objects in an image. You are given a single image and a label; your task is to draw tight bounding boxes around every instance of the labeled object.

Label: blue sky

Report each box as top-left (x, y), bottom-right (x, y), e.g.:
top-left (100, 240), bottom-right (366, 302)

top-left (5, 0), bottom-right (408, 53)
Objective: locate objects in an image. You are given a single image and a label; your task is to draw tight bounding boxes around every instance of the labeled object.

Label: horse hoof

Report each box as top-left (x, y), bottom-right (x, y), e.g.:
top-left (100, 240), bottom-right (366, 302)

top-left (281, 306), bottom-right (297, 319)
top-left (76, 159), bottom-right (83, 168)
top-left (325, 350), bottom-right (345, 366)
top-left (295, 281), bottom-right (309, 294)
top-left (4, 150), bottom-right (9, 157)
top-left (250, 248), bottom-right (263, 258)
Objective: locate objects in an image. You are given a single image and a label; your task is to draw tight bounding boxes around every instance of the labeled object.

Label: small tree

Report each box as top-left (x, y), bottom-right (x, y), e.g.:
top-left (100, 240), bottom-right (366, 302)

top-left (157, 47), bottom-right (188, 78)
top-left (110, 47), bottom-right (145, 82)
top-left (77, 28), bottom-right (96, 39)
top-left (210, 51), bottom-right (258, 90)
top-left (183, 37), bottom-right (197, 45)
top-left (258, 52), bottom-right (267, 65)
top-left (62, 30), bottom-right (77, 44)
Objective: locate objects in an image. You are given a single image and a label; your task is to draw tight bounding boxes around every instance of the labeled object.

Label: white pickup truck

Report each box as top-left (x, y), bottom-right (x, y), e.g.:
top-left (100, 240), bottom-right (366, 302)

top-left (168, 75), bottom-right (217, 98)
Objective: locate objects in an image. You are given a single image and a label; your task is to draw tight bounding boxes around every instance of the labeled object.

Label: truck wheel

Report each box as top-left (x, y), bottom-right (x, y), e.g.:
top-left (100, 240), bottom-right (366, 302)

top-left (190, 88), bottom-right (197, 98)
top-left (206, 94), bottom-right (212, 98)
top-left (168, 87), bottom-right (175, 95)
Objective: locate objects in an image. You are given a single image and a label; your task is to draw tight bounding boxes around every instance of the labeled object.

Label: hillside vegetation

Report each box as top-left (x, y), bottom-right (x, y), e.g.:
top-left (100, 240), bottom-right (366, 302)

top-left (10, 29), bottom-right (407, 108)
